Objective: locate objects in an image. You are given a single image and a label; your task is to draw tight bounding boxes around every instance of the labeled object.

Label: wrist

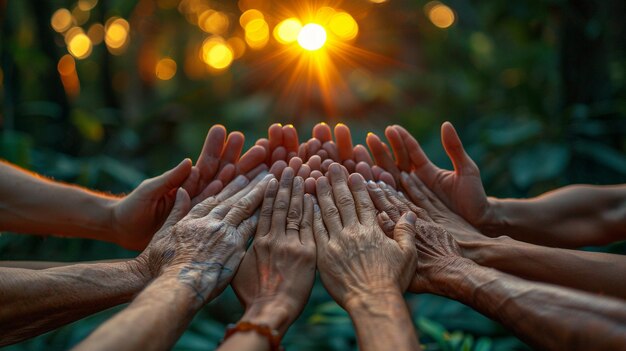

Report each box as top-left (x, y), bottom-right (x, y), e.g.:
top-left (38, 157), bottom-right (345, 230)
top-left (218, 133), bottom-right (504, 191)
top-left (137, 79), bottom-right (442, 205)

top-left (428, 257), bottom-right (480, 300)
top-left (344, 288), bottom-right (404, 317)
top-left (477, 197), bottom-right (507, 236)
top-left (242, 298), bottom-right (293, 337)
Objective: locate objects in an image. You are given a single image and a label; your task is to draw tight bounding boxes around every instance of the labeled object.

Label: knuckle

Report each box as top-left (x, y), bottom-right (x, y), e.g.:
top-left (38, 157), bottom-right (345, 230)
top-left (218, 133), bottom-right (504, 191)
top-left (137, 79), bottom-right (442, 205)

top-left (274, 200), bottom-right (289, 211)
top-left (323, 206), bottom-right (340, 218)
top-left (261, 205), bottom-right (274, 217)
top-left (285, 221), bottom-right (300, 232)
top-left (287, 207), bottom-right (301, 220)
top-left (337, 195), bottom-right (355, 207)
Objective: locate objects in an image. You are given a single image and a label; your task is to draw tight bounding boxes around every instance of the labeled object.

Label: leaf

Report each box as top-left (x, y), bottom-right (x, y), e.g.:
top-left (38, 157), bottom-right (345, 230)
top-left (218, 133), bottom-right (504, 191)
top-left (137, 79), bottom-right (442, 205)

top-left (509, 142), bottom-right (570, 188)
top-left (474, 337), bottom-right (493, 351)
top-left (417, 317), bottom-right (452, 351)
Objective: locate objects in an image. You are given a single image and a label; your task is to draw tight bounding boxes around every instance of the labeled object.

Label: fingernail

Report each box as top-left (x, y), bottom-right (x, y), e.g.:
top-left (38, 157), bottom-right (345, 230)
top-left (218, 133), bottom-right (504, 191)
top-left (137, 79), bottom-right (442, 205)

top-left (401, 172), bottom-right (409, 180)
top-left (314, 204), bottom-right (320, 212)
top-left (285, 124), bottom-right (294, 128)
top-left (406, 212), bottom-right (417, 224)
top-left (320, 122), bottom-right (327, 125)
top-left (367, 180), bottom-right (377, 189)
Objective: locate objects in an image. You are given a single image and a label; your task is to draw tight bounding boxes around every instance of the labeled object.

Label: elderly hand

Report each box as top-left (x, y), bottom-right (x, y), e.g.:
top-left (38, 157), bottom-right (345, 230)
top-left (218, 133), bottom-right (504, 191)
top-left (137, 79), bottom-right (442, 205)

top-left (232, 167), bottom-right (316, 336)
top-left (135, 173), bottom-right (273, 305)
top-left (313, 163), bottom-right (418, 308)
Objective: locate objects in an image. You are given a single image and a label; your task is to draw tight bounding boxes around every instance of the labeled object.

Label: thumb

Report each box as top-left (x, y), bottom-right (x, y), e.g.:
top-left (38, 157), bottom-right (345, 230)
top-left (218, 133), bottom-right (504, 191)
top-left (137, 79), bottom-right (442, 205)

top-left (441, 122), bottom-right (478, 176)
top-left (163, 188), bottom-right (191, 227)
top-left (393, 211), bottom-right (418, 253)
top-left (140, 159), bottom-right (193, 198)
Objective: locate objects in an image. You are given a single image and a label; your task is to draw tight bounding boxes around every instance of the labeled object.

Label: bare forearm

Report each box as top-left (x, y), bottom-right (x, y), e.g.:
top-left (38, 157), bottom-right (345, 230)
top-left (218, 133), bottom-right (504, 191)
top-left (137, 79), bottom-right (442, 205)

top-left (0, 260), bottom-right (148, 346)
top-left (482, 185), bottom-right (626, 247)
top-left (0, 161), bottom-right (119, 241)
top-left (346, 292), bottom-right (420, 351)
top-left (434, 258), bottom-right (626, 350)
top-left (461, 236), bottom-right (626, 299)
top-left (74, 271), bottom-right (211, 351)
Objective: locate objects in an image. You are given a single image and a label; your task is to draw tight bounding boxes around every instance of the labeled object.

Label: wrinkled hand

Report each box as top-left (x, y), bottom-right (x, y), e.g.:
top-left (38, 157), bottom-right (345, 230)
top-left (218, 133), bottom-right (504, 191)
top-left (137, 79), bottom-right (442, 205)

top-left (112, 158), bottom-right (193, 250)
top-left (232, 168), bottom-right (316, 336)
top-left (313, 163), bottom-right (418, 308)
top-left (136, 173), bottom-right (273, 304)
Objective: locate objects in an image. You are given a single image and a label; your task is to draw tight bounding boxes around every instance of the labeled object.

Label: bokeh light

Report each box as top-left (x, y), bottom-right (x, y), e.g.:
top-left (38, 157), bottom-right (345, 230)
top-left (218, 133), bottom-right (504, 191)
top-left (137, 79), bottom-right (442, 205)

top-left (198, 10), bottom-right (230, 35)
top-left (51, 9), bottom-right (73, 33)
top-left (67, 31), bottom-right (93, 59)
top-left (77, 0), bottom-right (98, 11)
top-left (245, 18), bottom-right (270, 49)
top-left (239, 9), bottom-right (264, 28)
top-left (155, 57), bottom-right (177, 80)
top-left (274, 18), bottom-right (302, 44)
top-left (105, 17), bottom-right (130, 54)
top-left (57, 54), bottom-right (80, 97)
top-left (201, 37), bottom-right (234, 70)
top-left (87, 23), bottom-right (104, 45)
top-left (328, 12), bottom-right (358, 41)
top-left (425, 1), bottom-right (455, 29)
top-left (297, 23), bottom-right (327, 51)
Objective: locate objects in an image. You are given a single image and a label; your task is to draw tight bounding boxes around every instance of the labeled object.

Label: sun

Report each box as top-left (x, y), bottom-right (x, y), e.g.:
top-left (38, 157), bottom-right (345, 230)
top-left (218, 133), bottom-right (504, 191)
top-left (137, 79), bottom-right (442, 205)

top-left (297, 23), bottom-right (327, 51)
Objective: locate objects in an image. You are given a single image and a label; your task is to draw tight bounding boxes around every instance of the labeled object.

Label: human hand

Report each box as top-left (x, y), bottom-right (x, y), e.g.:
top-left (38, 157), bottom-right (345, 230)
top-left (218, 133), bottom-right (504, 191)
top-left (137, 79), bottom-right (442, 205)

top-left (387, 122), bottom-right (492, 228)
top-left (313, 163), bottom-right (418, 308)
top-left (112, 158), bottom-right (193, 250)
top-left (136, 173), bottom-right (274, 305)
top-left (232, 168), bottom-right (316, 336)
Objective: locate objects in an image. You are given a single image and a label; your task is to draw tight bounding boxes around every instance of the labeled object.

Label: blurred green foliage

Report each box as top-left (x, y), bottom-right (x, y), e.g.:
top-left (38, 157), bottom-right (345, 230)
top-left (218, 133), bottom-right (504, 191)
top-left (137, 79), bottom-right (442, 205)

top-left (1, 0), bottom-right (625, 349)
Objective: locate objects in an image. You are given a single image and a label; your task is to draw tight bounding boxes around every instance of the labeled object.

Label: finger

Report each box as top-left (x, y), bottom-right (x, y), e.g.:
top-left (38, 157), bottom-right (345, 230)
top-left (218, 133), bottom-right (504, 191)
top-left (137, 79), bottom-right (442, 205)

top-left (306, 138), bottom-right (322, 159)
top-left (191, 179), bottom-right (223, 206)
top-left (269, 160), bottom-right (287, 179)
top-left (217, 163), bottom-right (236, 185)
top-left (288, 157), bottom-right (303, 176)
top-left (315, 176), bottom-right (343, 234)
top-left (321, 159), bottom-right (333, 173)
top-left (220, 131), bottom-right (245, 166)
top-left (385, 126), bottom-right (411, 172)
top-left (237, 212), bottom-right (260, 243)
top-left (313, 122), bottom-right (332, 143)
top-left (441, 122), bottom-right (479, 176)
top-left (282, 124), bottom-right (300, 155)
top-left (271, 167), bottom-right (295, 232)
top-left (189, 175), bottom-right (249, 217)
top-left (399, 172), bottom-right (438, 216)
top-left (310, 170), bottom-right (323, 179)
top-left (307, 155), bottom-right (322, 172)
top-left (210, 173), bottom-right (270, 217)
top-left (298, 143), bottom-right (307, 159)
top-left (245, 163), bottom-right (268, 180)
top-left (366, 132), bottom-right (397, 173)
top-left (348, 173), bottom-right (376, 224)
top-left (328, 163), bottom-right (358, 225)
top-left (316, 149), bottom-right (329, 160)
top-left (394, 125), bottom-right (440, 183)
top-left (366, 180), bottom-right (401, 222)
top-left (268, 123), bottom-right (284, 152)
top-left (181, 166), bottom-right (200, 196)
top-left (141, 158), bottom-right (193, 197)
top-left (312, 202), bottom-right (329, 249)
top-left (197, 125), bottom-right (226, 180)
top-left (377, 211), bottom-right (395, 239)
top-left (255, 138), bottom-right (270, 164)
top-left (297, 164), bottom-right (311, 178)
top-left (379, 171), bottom-right (397, 189)
top-left (355, 161), bottom-right (374, 181)
top-left (393, 212), bottom-right (418, 256)
top-left (379, 182), bottom-right (410, 214)
top-left (322, 141), bottom-right (339, 163)
top-left (222, 175), bottom-right (274, 225)
top-left (271, 146), bottom-right (287, 164)
top-left (162, 188), bottom-right (192, 227)
top-left (353, 144), bottom-right (373, 165)
top-left (237, 145), bottom-right (267, 175)
top-left (304, 177), bottom-right (316, 194)
top-left (343, 160), bottom-right (355, 173)
top-left (300, 194), bottom-right (315, 245)
top-left (371, 165), bottom-right (383, 180)
top-left (286, 176), bottom-right (304, 236)
top-left (256, 178), bottom-right (279, 237)
top-left (334, 123), bottom-right (354, 162)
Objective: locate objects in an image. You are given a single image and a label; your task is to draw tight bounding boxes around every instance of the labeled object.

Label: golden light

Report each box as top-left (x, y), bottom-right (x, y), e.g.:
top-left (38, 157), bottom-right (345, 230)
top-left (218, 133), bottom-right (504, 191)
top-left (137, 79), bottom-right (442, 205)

top-left (239, 9), bottom-right (264, 28)
top-left (67, 32), bottom-right (93, 59)
top-left (51, 8), bottom-right (73, 33)
top-left (87, 23), bottom-right (104, 44)
top-left (227, 37), bottom-right (246, 59)
top-left (105, 17), bottom-right (130, 54)
top-left (78, 0), bottom-right (98, 11)
top-left (57, 54), bottom-right (80, 98)
top-left (155, 57), bottom-right (177, 80)
top-left (425, 1), bottom-right (455, 29)
top-left (201, 38), bottom-right (234, 70)
top-left (328, 12), bottom-right (358, 40)
top-left (314, 7), bottom-right (336, 25)
top-left (72, 6), bottom-right (90, 25)
top-left (245, 18), bottom-right (270, 49)
top-left (198, 10), bottom-right (230, 35)
top-left (297, 23), bottom-right (327, 51)
top-left (274, 18), bottom-right (302, 44)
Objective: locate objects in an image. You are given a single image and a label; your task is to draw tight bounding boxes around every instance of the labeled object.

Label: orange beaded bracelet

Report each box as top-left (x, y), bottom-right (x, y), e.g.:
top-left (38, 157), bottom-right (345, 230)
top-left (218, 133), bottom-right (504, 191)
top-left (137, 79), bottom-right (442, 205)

top-left (222, 321), bottom-right (284, 351)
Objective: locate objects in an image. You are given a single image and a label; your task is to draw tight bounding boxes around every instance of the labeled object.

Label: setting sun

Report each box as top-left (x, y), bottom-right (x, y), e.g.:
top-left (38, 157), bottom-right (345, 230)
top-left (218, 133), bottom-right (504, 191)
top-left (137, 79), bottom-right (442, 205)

top-left (297, 23), bottom-right (327, 51)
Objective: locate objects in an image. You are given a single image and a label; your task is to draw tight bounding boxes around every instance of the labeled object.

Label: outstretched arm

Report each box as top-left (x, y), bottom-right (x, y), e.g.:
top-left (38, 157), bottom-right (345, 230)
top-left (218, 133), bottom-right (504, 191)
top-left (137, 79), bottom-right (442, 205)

top-left (0, 261), bottom-right (148, 346)
top-left (408, 215), bottom-right (626, 351)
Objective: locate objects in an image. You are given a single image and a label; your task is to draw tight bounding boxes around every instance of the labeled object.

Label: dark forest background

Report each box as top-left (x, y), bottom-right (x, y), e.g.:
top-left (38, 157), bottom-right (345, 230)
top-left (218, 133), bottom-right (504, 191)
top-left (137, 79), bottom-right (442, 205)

top-left (1, 0), bottom-right (625, 350)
